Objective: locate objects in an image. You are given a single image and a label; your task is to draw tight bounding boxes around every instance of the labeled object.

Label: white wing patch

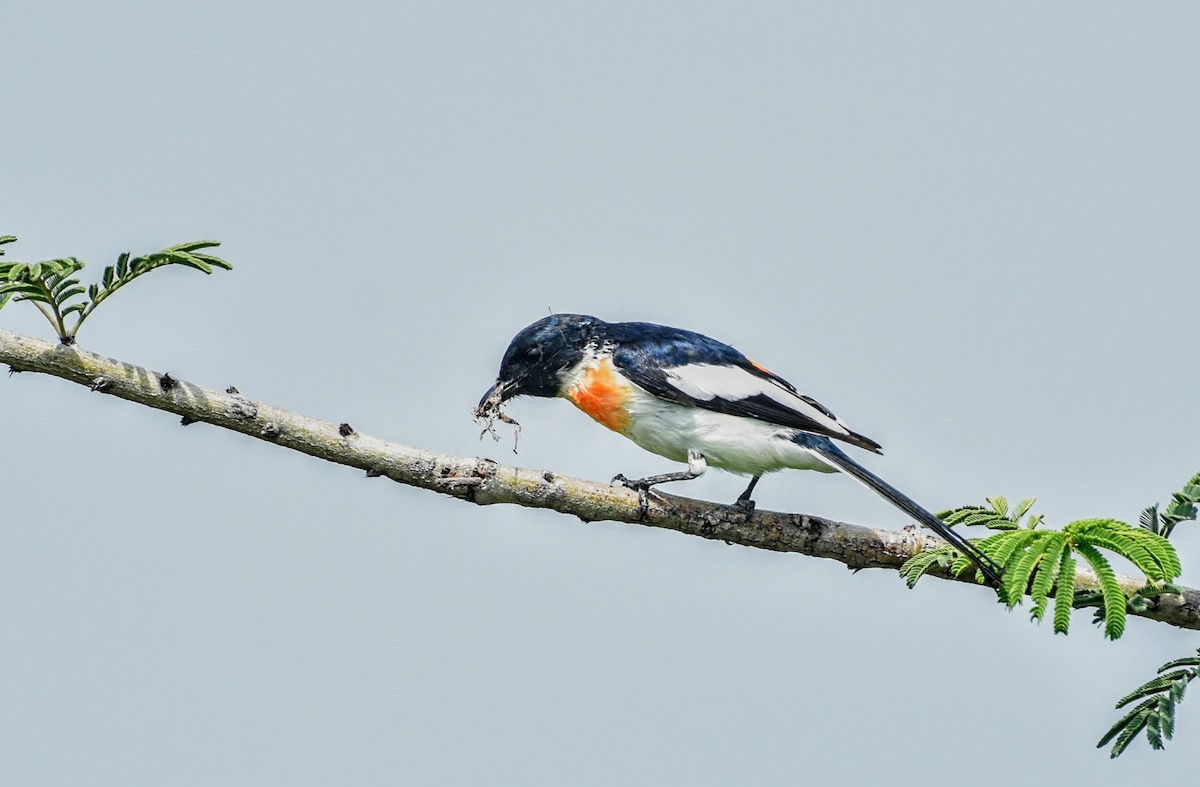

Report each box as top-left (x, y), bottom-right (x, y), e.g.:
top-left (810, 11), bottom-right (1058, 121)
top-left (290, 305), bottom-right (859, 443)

top-left (662, 363), bottom-right (852, 437)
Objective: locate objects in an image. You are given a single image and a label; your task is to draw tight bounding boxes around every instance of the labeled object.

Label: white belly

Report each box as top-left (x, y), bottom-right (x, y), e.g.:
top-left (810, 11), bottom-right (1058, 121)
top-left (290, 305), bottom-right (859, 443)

top-left (619, 385), bottom-right (836, 476)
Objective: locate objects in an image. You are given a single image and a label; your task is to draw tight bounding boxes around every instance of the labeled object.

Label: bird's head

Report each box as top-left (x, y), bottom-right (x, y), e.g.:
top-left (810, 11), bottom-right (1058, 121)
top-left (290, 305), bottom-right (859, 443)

top-left (477, 313), bottom-right (598, 408)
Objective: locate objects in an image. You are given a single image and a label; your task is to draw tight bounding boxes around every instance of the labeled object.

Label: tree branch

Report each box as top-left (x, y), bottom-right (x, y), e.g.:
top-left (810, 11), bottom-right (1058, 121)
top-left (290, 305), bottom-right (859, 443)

top-left (3, 327), bottom-right (1198, 631)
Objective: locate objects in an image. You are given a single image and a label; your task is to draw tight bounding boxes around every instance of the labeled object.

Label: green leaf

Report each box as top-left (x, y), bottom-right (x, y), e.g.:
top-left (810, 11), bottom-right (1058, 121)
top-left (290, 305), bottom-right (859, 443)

top-left (964, 512), bottom-right (1018, 529)
top-left (173, 255), bottom-right (214, 274)
top-left (1099, 697), bottom-right (1152, 746)
top-left (1123, 529), bottom-right (1182, 580)
top-left (1115, 672), bottom-right (1191, 708)
top-left (1158, 694), bottom-right (1176, 741)
top-left (1163, 500), bottom-right (1196, 525)
top-left (1029, 535), bottom-right (1067, 622)
top-left (939, 505), bottom-right (1016, 530)
top-left (1146, 707), bottom-right (1165, 749)
top-left (1078, 529), bottom-right (1165, 582)
top-left (35, 257), bottom-right (84, 278)
top-left (938, 504), bottom-right (1026, 531)
top-left (1146, 471), bottom-right (1200, 538)
top-left (1053, 553), bottom-right (1076, 634)
top-left (1104, 701), bottom-right (1155, 758)
top-left (1073, 542), bottom-right (1126, 639)
top-left (50, 276), bottom-right (80, 296)
top-left (1139, 505), bottom-right (1160, 533)
top-left (937, 504), bottom-right (985, 521)
top-left (1001, 534), bottom-right (1054, 606)
top-left (166, 239), bottom-right (222, 253)
top-left (1067, 519), bottom-right (1181, 583)
top-left (1012, 497), bottom-right (1036, 520)
top-left (55, 286), bottom-right (86, 304)
top-left (1, 237), bottom-right (231, 341)
top-left (193, 252), bottom-right (232, 270)
top-left (987, 528), bottom-right (1039, 568)
top-left (899, 547), bottom-right (953, 589)
top-left (1157, 655), bottom-right (1200, 672)
top-left (987, 495), bottom-right (1008, 517)
top-left (0, 283), bottom-right (50, 300)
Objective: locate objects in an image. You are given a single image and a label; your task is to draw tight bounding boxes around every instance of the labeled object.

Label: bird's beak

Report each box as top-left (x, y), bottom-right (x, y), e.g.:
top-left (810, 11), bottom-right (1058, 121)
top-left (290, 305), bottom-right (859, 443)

top-left (477, 379), bottom-right (509, 411)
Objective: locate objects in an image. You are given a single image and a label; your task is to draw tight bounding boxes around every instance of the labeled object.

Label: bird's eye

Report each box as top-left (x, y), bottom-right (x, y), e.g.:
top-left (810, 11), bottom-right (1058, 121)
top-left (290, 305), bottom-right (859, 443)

top-left (523, 346), bottom-right (543, 363)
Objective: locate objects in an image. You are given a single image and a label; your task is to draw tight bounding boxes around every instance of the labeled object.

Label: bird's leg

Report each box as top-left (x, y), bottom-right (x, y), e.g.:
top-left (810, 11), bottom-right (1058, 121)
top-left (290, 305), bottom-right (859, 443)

top-left (733, 474), bottom-right (761, 515)
top-left (612, 450), bottom-right (707, 516)
top-left (613, 449), bottom-right (707, 489)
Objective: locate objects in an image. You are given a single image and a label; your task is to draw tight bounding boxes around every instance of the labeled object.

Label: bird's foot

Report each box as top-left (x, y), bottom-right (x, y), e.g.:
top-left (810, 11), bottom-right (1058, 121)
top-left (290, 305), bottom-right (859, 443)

top-left (611, 474), bottom-right (655, 519)
top-left (611, 472), bottom-right (664, 491)
top-left (732, 496), bottom-right (756, 518)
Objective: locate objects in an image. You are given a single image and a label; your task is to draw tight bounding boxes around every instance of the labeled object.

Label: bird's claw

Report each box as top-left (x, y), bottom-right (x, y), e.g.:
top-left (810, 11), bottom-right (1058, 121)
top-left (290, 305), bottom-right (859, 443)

top-left (611, 474), bottom-right (653, 520)
top-left (611, 473), bottom-right (653, 490)
top-left (733, 497), bottom-right (756, 518)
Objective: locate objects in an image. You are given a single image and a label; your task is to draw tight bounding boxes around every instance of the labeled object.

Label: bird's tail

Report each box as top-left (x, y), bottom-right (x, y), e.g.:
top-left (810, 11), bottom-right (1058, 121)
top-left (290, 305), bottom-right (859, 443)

top-left (796, 434), bottom-right (1004, 585)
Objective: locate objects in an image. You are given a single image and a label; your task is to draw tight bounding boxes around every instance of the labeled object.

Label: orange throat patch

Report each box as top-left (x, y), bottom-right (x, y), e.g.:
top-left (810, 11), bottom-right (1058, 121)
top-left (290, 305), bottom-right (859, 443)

top-left (565, 358), bottom-right (631, 433)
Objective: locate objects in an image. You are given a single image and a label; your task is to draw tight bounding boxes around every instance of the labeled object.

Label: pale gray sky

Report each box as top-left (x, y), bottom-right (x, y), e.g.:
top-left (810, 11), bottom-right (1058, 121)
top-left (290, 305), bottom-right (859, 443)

top-left (4, 2), bottom-right (1200, 784)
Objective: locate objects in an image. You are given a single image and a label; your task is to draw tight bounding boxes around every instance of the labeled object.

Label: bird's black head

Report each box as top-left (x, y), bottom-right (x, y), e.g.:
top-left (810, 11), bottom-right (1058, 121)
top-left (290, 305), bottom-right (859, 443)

top-left (478, 314), bottom-right (600, 407)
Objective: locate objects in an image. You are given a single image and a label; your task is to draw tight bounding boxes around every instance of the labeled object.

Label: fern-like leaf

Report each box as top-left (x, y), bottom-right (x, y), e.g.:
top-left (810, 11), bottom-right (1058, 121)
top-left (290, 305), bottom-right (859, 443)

top-left (1140, 504), bottom-right (1160, 535)
top-left (1114, 672), bottom-right (1192, 708)
top-left (898, 547), bottom-right (953, 589)
top-left (1077, 528), bottom-right (1165, 582)
top-left (980, 529), bottom-right (1038, 571)
top-left (1068, 518), bottom-right (1180, 583)
top-left (1000, 534), bottom-right (1053, 606)
top-left (1101, 649), bottom-right (1200, 757)
top-left (938, 506), bottom-right (1019, 530)
top-left (1053, 553), bottom-right (1075, 634)
top-left (1029, 535), bottom-right (1067, 622)
top-left (1072, 542), bottom-right (1126, 639)
top-left (1100, 699), bottom-right (1156, 758)
top-left (1157, 694), bottom-right (1176, 741)
top-left (1140, 471), bottom-right (1200, 539)
top-left (1, 237), bottom-right (232, 342)
top-left (1011, 497), bottom-right (1036, 521)
top-left (946, 530), bottom-right (1024, 579)
top-left (1, 283), bottom-right (52, 303)
top-left (1122, 528), bottom-right (1182, 580)
top-left (61, 241), bottom-right (231, 341)
top-left (986, 495), bottom-right (1008, 517)
top-left (1158, 653), bottom-right (1200, 672)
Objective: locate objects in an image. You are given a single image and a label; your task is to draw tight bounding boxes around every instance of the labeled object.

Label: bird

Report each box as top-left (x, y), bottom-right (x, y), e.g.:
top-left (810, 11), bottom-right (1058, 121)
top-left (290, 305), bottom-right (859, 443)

top-left (477, 313), bottom-right (1002, 584)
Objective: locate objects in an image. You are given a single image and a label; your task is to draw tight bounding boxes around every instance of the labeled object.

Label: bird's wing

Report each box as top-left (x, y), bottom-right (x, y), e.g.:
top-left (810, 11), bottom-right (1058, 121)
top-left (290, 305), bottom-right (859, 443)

top-left (612, 350), bottom-right (883, 453)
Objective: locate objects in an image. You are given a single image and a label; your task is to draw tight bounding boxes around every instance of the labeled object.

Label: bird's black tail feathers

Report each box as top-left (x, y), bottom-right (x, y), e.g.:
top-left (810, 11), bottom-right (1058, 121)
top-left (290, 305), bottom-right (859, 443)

top-left (801, 438), bottom-right (1004, 585)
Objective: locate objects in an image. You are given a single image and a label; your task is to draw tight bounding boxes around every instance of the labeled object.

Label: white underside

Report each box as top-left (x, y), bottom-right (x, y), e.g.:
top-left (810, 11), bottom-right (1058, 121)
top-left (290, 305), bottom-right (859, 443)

top-left (618, 384), bottom-right (837, 476)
